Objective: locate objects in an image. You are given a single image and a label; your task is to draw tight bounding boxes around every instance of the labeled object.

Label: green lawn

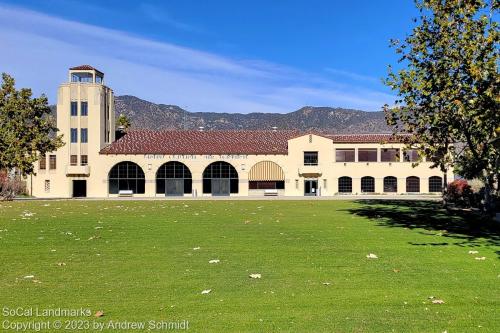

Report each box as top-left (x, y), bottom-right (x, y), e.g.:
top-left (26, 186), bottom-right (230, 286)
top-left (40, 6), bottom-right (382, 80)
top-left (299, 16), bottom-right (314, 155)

top-left (0, 200), bottom-right (498, 332)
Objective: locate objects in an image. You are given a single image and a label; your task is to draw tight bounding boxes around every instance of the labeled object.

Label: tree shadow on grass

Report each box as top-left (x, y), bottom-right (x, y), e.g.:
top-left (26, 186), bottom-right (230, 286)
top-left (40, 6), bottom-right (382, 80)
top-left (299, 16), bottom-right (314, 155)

top-left (345, 200), bottom-right (500, 257)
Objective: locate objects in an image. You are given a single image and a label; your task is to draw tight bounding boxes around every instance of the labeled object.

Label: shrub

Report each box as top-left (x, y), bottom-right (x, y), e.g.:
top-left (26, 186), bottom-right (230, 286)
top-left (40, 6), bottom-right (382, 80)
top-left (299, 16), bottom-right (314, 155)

top-left (0, 170), bottom-right (27, 201)
top-left (445, 179), bottom-right (473, 207)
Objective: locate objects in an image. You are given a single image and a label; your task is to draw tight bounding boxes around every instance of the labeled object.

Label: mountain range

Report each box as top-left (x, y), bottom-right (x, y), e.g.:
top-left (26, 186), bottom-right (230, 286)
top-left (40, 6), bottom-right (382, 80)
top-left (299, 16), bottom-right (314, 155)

top-left (113, 95), bottom-right (391, 133)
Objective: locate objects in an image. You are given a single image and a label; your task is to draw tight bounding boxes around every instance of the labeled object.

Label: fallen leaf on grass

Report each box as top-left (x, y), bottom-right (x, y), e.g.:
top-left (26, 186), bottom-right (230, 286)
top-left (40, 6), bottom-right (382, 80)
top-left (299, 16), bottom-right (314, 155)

top-left (23, 275), bottom-right (34, 279)
top-left (201, 289), bottom-right (211, 294)
top-left (94, 310), bottom-right (104, 317)
top-left (475, 257), bottom-right (486, 260)
top-left (432, 299), bottom-right (445, 304)
top-left (209, 259), bottom-right (220, 264)
top-left (193, 247), bottom-right (200, 250)
top-left (366, 253), bottom-right (378, 259)
top-left (56, 262), bottom-right (66, 266)
top-left (468, 250), bottom-right (479, 254)
top-left (393, 269), bottom-right (400, 273)
top-left (322, 282), bottom-right (331, 286)
top-left (249, 273), bottom-right (262, 279)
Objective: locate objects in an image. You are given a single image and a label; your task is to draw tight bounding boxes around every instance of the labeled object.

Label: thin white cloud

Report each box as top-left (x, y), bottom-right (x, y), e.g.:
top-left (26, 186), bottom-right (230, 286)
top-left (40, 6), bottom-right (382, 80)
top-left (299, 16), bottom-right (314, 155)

top-left (139, 3), bottom-right (202, 33)
top-left (325, 68), bottom-right (381, 84)
top-left (0, 4), bottom-right (393, 113)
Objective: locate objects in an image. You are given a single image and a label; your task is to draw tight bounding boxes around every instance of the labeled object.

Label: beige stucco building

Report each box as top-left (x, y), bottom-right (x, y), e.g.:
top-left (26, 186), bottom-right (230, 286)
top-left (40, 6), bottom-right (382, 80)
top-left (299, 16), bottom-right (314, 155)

top-left (28, 66), bottom-right (452, 198)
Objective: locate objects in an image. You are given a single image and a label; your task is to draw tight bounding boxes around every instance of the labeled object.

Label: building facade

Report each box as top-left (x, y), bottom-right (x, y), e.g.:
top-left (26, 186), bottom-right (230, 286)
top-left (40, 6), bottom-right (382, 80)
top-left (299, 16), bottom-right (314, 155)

top-left (28, 66), bottom-right (452, 198)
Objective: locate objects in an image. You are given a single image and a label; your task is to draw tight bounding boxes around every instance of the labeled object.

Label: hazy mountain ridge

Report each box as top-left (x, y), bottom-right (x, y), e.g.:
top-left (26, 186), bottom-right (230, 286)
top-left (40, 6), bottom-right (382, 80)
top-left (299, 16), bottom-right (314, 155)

top-left (50, 95), bottom-right (391, 133)
top-left (114, 95), bottom-right (391, 133)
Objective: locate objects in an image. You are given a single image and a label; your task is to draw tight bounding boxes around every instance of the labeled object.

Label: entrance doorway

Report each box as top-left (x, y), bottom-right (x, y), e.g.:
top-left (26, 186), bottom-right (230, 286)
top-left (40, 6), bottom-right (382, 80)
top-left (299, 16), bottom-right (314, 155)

top-left (212, 179), bottom-right (230, 196)
top-left (72, 180), bottom-right (87, 197)
top-left (165, 179), bottom-right (184, 196)
top-left (304, 179), bottom-right (318, 196)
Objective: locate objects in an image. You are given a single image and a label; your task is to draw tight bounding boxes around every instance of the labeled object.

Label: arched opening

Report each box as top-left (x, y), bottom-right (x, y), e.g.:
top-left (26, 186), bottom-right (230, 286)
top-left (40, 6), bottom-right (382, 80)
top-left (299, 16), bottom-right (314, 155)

top-left (338, 176), bottom-right (352, 193)
top-left (108, 161), bottom-right (145, 194)
top-left (156, 161), bottom-right (192, 196)
top-left (383, 176), bottom-right (398, 193)
top-left (406, 176), bottom-right (420, 193)
top-left (361, 176), bottom-right (375, 193)
top-left (248, 161), bottom-right (285, 191)
top-left (203, 161), bottom-right (238, 196)
top-left (428, 176), bottom-right (443, 193)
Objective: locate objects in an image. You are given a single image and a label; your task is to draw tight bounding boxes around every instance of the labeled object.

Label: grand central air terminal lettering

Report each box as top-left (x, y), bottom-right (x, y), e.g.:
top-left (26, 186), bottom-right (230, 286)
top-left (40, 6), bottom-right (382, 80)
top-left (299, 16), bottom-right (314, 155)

top-left (144, 154), bottom-right (249, 160)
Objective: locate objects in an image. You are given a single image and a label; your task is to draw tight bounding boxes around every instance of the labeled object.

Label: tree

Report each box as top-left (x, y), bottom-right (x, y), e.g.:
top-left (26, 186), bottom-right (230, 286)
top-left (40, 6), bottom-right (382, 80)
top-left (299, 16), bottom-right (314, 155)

top-left (116, 113), bottom-right (131, 129)
top-left (0, 73), bottom-right (63, 199)
top-left (384, 0), bottom-right (500, 213)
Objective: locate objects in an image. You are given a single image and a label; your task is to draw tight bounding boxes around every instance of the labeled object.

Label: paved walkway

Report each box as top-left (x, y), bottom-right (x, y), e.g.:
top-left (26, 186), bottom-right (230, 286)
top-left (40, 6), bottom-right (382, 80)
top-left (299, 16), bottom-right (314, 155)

top-left (15, 195), bottom-right (442, 201)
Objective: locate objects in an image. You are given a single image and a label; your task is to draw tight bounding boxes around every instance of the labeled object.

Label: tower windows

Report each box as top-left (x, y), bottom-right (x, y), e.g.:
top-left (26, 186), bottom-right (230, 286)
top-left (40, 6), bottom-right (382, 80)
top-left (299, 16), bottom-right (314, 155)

top-left (81, 102), bottom-right (88, 116)
top-left (70, 102), bottom-right (77, 116)
top-left (70, 128), bottom-right (78, 143)
top-left (49, 155), bottom-right (56, 170)
top-left (81, 128), bottom-right (88, 143)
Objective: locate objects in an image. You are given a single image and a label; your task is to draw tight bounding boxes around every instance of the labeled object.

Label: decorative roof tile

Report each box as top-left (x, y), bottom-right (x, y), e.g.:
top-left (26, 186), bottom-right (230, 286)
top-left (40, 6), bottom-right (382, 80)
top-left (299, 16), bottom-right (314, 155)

top-left (69, 65), bottom-right (103, 74)
top-left (100, 130), bottom-right (410, 155)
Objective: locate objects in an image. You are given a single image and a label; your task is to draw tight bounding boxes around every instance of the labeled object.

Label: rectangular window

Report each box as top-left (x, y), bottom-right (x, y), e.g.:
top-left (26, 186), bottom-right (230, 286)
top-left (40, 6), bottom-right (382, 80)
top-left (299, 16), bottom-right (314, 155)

top-left (81, 102), bottom-right (88, 116)
top-left (44, 180), bottom-right (50, 193)
top-left (81, 128), bottom-right (88, 143)
top-left (70, 155), bottom-right (78, 166)
top-left (358, 148), bottom-right (378, 162)
top-left (70, 102), bottom-right (78, 116)
top-left (39, 156), bottom-right (46, 170)
top-left (336, 149), bottom-right (355, 162)
top-left (404, 149), bottom-right (420, 162)
top-left (49, 155), bottom-right (56, 170)
top-left (381, 148), bottom-right (400, 162)
top-left (70, 128), bottom-right (78, 143)
top-left (81, 155), bottom-right (88, 166)
top-left (248, 181), bottom-right (285, 189)
top-left (304, 151), bottom-right (318, 166)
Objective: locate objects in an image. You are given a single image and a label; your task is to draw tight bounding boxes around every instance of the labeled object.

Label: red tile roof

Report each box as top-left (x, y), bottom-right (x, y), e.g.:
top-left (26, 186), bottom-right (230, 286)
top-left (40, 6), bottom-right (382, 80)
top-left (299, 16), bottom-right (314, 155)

top-left (100, 130), bottom-right (410, 155)
top-left (69, 65), bottom-right (103, 74)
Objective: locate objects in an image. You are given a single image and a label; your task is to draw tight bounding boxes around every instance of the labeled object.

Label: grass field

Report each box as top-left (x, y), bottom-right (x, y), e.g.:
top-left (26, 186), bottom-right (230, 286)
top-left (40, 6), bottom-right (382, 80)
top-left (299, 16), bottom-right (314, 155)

top-left (0, 200), bottom-right (498, 332)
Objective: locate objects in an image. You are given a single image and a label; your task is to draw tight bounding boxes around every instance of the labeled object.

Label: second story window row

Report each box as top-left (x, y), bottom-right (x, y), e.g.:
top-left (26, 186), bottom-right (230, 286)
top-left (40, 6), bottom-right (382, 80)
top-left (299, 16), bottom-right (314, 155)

top-left (334, 148), bottom-right (421, 162)
top-left (70, 101), bottom-right (88, 116)
top-left (70, 128), bottom-right (88, 143)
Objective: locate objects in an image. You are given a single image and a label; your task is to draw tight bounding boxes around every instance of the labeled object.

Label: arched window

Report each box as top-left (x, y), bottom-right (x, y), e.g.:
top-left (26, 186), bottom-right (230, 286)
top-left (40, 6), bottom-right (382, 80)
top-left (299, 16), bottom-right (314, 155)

top-left (203, 161), bottom-right (238, 196)
top-left (361, 176), bottom-right (375, 193)
top-left (406, 176), bottom-right (420, 193)
top-left (108, 161), bottom-right (145, 194)
top-left (429, 176), bottom-right (443, 193)
top-left (338, 176), bottom-right (352, 193)
top-left (156, 162), bottom-right (192, 196)
top-left (383, 176), bottom-right (398, 192)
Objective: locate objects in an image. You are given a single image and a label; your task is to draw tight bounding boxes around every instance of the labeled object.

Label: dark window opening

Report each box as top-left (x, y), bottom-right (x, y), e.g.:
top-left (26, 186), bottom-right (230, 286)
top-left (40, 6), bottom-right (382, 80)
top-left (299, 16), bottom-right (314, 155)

top-left (358, 149), bottom-right (378, 162)
top-left (39, 156), bottom-right (46, 170)
top-left (381, 148), bottom-right (400, 162)
top-left (203, 161), bottom-right (238, 195)
top-left (49, 155), bottom-right (56, 170)
top-left (404, 149), bottom-right (420, 162)
top-left (361, 176), bottom-right (375, 192)
top-left (406, 176), bottom-right (420, 192)
top-left (336, 149), bottom-right (355, 162)
top-left (338, 177), bottom-right (352, 193)
top-left (81, 101), bottom-right (88, 116)
top-left (81, 155), bottom-right (88, 166)
top-left (304, 151), bottom-right (318, 166)
top-left (70, 155), bottom-right (77, 166)
top-left (383, 176), bottom-right (398, 192)
top-left (108, 162), bottom-right (145, 194)
top-left (156, 161), bottom-right (192, 195)
top-left (70, 101), bottom-right (77, 116)
top-left (429, 176), bottom-right (443, 192)
top-left (249, 181), bottom-right (285, 190)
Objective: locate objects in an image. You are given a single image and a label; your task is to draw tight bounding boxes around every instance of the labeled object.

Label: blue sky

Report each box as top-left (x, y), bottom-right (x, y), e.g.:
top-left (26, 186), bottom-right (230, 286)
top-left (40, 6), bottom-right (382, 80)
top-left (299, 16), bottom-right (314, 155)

top-left (0, 0), bottom-right (419, 113)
